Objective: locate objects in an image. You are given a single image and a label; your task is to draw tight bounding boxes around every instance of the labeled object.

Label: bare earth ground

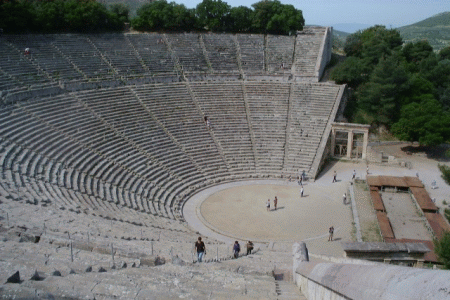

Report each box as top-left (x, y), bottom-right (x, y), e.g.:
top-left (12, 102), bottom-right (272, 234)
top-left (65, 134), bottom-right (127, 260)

top-left (382, 191), bottom-right (432, 240)
top-left (353, 182), bottom-right (382, 242)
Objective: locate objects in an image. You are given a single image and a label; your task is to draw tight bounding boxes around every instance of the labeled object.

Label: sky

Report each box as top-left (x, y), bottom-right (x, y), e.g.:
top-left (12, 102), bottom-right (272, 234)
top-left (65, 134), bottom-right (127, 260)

top-left (178, 0), bottom-right (450, 31)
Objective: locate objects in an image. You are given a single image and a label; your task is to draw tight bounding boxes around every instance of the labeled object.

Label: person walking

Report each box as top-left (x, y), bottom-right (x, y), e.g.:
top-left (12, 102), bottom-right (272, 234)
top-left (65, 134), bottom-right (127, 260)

top-left (266, 199), bottom-right (270, 211)
top-left (194, 237), bottom-right (206, 262)
top-left (246, 241), bottom-right (254, 255)
top-left (274, 196), bottom-right (278, 210)
top-left (328, 226), bottom-right (334, 241)
top-left (300, 186), bottom-right (304, 197)
top-left (343, 193), bottom-right (347, 204)
top-left (332, 171), bottom-right (337, 183)
top-left (233, 241), bottom-right (241, 259)
top-left (352, 170), bottom-right (356, 180)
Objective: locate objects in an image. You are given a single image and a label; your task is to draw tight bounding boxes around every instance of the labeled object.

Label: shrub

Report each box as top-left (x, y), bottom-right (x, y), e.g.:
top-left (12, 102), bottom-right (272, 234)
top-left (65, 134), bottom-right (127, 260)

top-left (434, 231), bottom-right (450, 269)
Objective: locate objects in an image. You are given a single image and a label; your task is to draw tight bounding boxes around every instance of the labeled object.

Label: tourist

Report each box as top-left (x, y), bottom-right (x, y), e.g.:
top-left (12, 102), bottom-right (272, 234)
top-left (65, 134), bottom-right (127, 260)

top-left (431, 180), bottom-right (437, 189)
top-left (332, 171), bottom-right (337, 183)
top-left (266, 199), bottom-right (270, 211)
top-left (194, 237), bottom-right (206, 262)
top-left (298, 176), bottom-right (302, 185)
top-left (343, 193), bottom-right (347, 204)
top-left (302, 170), bottom-right (306, 181)
top-left (246, 241), bottom-right (254, 255)
top-left (300, 186), bottom-right (304, 197)
top-left (352, 170), bottom-right (356, 180)
top-left (274, 196), bottom-right (278, 210)
top-left (233, 241), bottom-right (241, 258)
top-left (328, 226), bottom-right (334, 241)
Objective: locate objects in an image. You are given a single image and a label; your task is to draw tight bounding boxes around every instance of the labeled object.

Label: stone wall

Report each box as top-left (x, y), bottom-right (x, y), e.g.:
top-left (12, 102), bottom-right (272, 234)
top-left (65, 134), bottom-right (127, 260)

top-left (316, 27), bottom-right (333, 80)
top-left (293, 243), bottom-right (450, 300)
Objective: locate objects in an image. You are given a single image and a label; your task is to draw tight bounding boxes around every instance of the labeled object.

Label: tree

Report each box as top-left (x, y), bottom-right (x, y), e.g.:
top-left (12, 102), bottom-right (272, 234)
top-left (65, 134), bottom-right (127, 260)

top-left (132, 0), bottom-right (194, 31)
top-left (0, 0), bottom-right (35, 32)
top-left (434, 231), bottom-right (450, 270)
top-left (401, 40), bottom-right (434, 64)
top-left (228, 6), bottom-right (253, 32)
top-left (196, 0), bottom-right (230, 31)
top-left (343, 26), bottom-right (402, 64)
top-left (331, 57), bottom-right (371, 88)
top-left (391, 97), bottom-right (450, 146)
top-left (251, 0), bottom-right (303, 34)
top-left (356, 55), bottom-right (409, 125)
top-left (109, 3), bottom-right (129, 23)
top-left (439, 46), bottom-right (450, 61)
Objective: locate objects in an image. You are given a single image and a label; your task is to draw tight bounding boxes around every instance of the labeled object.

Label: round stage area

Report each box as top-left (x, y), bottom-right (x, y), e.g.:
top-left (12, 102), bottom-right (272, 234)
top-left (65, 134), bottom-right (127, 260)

top-left (183, 179), bottom-right (353, 244)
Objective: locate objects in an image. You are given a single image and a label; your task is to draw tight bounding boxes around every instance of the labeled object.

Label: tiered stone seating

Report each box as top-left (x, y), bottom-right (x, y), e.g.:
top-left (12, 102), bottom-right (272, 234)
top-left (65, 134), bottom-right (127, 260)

top-left (166, 33), bottom-right (209, 73)
top-left (202, 34), bottom-right (239, 73)
top-left (89, 34), bottom-right (146, 76)
top-left (266, 35), bottom-right (295, 74)
top-left (76, 86), bottom-right (206, 211)
top-left (0, 40), bottom-right (53, 89)
top-left (283, 83), bottom-right (342, 176)
top-left (190, 81), bottom-right (256, 176)
top-left (126, 33), bottom-right (177, 75)
top-left (5, 35), bottom-right (84, 81)
top-left (51, 34), bottom-right (114, 78)
top-left (293, 27), bottom-right (326, 77)
top-left (236, 34), bottom-right (265, 73)
top-left (133, 83), bottom-right (229, 181)
top-left (14, 94), bottom-right (179, 219)
top-left (245, 82), bottom-right (289, 175)
top-left (0, 71), bottom-right (21, 92)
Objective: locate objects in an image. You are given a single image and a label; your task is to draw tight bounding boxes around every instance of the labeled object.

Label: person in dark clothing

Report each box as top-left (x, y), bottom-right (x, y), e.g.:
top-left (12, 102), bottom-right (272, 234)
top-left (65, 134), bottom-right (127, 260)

top-left (246, 241), bottom-right (254, 255)
top-left (194, 237), bottom-right (206, 262)
top-left (233, 241), bottom-right (241, 258)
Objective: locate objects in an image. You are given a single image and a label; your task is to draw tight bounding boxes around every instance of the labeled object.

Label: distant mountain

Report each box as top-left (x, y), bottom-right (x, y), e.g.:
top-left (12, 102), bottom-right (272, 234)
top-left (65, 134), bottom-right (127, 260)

top-left (397, 12), bottom-right (450, 51)
top-left (332, 29), bottom-right (350, 51)
top-left (331, 23), bottom-right (371, 34)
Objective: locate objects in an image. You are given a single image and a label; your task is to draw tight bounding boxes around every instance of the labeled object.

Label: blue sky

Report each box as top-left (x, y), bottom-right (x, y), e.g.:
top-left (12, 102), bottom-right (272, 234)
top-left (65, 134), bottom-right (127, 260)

top-left (179, 0), bottom-right (449, 30)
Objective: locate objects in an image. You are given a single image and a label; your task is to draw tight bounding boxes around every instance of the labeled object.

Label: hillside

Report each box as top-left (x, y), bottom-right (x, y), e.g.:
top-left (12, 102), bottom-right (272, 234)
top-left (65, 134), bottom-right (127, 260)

top-left (332, 29), bottom-right (349, 52)
top-left (398, 12), bottom-right (450, 51)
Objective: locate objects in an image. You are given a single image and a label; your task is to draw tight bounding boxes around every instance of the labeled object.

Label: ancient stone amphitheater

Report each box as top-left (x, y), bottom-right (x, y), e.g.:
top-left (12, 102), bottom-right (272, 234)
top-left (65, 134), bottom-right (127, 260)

top-left (1, 28), bottom-right (448, 299)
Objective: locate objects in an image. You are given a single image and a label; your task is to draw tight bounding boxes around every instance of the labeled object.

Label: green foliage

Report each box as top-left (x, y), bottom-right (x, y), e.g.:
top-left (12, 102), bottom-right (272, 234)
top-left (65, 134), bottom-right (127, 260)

top-left (0, 0), bottom-right (126, 33)
top-left (439, 164), bottom-right (450, 185)
top-left (0, 0), bottom-right (35, 32)
top-left (392, 98), bottom-right (450, 146)
top-left (131, 0), bottom-right (303, 35)
top-left (109, 3), bottom-right (129, 23)
top-left (434, 231), bottom-right (450, 269)
top-left (356, 55), bottom-right (409, 125)
top-left (251, 0), bottom-right (304, 34)
top-left (132, 0), bottom-right (196, 31)
top-left (228, 6), bottom-right (253, 32)
top-left (334, 25), bottom-right (450, 145)
top-left (196, 0), bottom-right (230, 31)
top-left (440, 46), bottom-right (450, 61)
top-left (344, 25), bottom-right (402, 63)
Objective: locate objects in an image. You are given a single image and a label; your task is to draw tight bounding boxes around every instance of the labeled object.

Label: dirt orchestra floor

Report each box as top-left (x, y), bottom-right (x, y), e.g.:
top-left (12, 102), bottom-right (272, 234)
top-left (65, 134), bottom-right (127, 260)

top-left (200, 182), bottom-right (351, 243)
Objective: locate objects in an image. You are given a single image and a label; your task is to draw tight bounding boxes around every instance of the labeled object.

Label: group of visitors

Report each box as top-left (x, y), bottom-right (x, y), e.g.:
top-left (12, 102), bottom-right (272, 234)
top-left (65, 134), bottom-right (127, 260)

top-left (194, 237), bottom-right (254, 262)
top-left (266, 196), bottom-right (278, 211)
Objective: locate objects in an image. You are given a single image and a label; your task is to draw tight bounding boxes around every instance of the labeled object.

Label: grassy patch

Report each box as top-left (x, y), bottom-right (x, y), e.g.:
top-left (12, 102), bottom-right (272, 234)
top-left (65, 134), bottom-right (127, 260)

top-left (438, 164), bottom-right (450, 185)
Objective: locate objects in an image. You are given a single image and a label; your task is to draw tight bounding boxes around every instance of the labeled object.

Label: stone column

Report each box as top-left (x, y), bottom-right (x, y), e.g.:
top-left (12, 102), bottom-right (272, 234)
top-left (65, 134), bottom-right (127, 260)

top-left (346, 130), bottom-right (353, 158)
top-left (330, 128), bottom-right (336, 157)
top-left (362, 130), bottom-right (368, 159)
